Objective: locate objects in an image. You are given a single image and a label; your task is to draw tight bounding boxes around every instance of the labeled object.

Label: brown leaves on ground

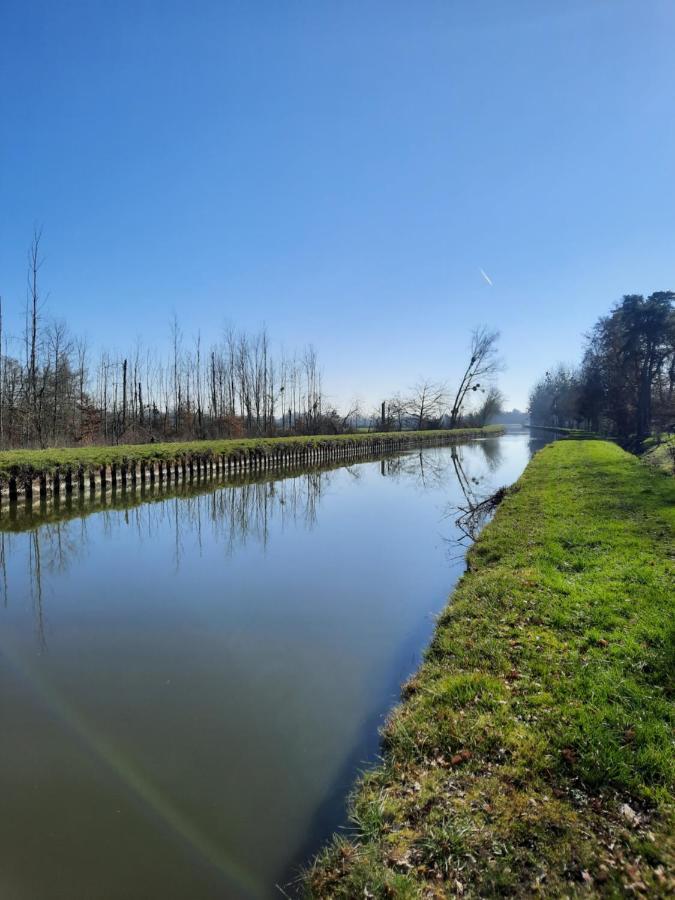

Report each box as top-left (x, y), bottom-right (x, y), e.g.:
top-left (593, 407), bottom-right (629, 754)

top-left (450, 750), bottom-right (472, 766)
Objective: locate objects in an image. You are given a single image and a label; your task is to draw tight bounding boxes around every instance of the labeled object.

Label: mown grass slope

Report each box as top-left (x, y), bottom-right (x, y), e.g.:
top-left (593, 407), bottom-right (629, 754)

top-left (528, 425), bottom-right (598, 439)
top-left (642, 436), bottom-right (675, 476)
top-left (305, 441), bottom-right (674, 898)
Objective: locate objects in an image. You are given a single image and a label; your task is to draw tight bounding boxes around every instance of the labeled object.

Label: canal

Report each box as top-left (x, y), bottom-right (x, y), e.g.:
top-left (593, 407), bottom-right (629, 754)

top-left (0, 431), bottom-right (548, 899)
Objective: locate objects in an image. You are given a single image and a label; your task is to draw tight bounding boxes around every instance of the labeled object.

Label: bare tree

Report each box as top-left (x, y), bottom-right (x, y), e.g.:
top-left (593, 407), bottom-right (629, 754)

top-left (171, 314), bottom-right (182, 433)
top-left (407, 379), bottom-right (448, 430)
top-left (121, 358), bottom-right (128, 433)
top-left (75, 336), bottom-right (88, 440)
top-left (450, 326), bottom-right (502, 428)
top-left (388, 393), bottom-right (407, 431)
top-left (47, 319), bottom-right (71, 443)
top-left (26, 228), bottom-right (44, 444)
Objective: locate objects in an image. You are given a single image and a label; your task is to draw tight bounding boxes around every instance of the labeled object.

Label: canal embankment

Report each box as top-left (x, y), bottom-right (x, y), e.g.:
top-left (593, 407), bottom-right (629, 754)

top-left (0, 427), bottom-right (503, 505)
top-left (642, 435), bottom-right (675, 476)
top-left (305, 440), bottom-right (674, 897)
top-left (527, 424), bottom-right (598, 439)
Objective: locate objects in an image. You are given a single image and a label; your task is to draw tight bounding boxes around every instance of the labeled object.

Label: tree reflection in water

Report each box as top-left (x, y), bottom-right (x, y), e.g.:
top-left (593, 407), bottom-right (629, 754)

top-left (0, 469), bottom-right (338, 646)
top-left (0, 445), bottom-right (502, 648)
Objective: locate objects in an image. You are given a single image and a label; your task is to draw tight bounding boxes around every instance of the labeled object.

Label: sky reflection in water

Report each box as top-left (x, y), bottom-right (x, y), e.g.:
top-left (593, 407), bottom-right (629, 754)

top-left (0, 433), bottom-right (545, 899)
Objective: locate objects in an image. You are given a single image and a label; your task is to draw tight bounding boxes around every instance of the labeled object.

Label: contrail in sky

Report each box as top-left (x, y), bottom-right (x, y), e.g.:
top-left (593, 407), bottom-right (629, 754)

top-left (479, 268), bottom-right (493, 286)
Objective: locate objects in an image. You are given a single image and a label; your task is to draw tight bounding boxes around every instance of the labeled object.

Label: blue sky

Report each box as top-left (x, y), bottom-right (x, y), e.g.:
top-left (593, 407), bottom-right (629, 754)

top-left (1, 0), bottom-right (674, 411)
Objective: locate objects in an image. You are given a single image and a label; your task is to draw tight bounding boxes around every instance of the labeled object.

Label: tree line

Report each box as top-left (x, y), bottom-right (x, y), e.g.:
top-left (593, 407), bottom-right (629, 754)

top-left (529, 292), bottom-right (675, 440)
top-left (0, 230), bottom-right (505, 449)
top-left (0, 231), bottom-right (347, 449)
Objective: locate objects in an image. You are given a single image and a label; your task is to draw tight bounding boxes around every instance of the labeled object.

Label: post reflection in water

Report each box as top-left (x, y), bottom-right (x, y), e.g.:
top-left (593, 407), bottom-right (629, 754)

top-left (0, 470), bottom-right (333, 629)
top-left (0, 433), bottom-right (541, 900)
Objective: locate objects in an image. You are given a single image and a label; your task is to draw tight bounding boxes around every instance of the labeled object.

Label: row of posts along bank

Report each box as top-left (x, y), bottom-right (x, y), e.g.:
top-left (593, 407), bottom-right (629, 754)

top-left (0, 429), bottom-right (498, 509)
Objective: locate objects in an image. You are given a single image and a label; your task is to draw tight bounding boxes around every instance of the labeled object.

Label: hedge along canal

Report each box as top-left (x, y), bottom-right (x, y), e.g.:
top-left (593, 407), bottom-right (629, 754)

top-left (0, 430), bottom-right (533, 900)
top-left (305, 440), bottom-right (674, 898)
top-left (0, 426), bottom-right (503, 504)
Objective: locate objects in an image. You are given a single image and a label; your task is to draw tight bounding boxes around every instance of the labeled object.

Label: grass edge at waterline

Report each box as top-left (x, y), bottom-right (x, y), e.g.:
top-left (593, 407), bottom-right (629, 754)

top-left (303, 440), bottom-right (674, 898)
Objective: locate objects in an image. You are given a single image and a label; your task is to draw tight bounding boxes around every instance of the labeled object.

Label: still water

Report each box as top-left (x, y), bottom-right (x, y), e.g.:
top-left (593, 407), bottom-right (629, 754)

top-left (0, 432), bottom-right (544, 899)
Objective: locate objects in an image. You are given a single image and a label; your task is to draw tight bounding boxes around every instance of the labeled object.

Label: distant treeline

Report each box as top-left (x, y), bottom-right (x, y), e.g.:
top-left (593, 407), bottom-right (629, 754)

top-left (0, 231), bottom-right (353, 450)
top-left (529, 292), bottom-right (675, 440)
top-left (0, 230), bottom-right (508, 450)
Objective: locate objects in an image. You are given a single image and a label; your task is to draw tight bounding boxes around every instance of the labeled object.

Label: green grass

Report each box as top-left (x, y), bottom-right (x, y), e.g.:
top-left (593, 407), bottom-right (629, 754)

top-left (304, 441), bottom-right (674, 898)
top-left (528, 424), bottom-right (599, 439)
top-left (642, 436), bottom-right (675, 476)
top-left (0, 427), bottom-right (502, 480)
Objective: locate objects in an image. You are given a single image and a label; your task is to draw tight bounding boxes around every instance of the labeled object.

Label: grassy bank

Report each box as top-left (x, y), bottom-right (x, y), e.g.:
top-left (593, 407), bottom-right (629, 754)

top-left (528, 424), bottom-right (598, 439)
top-left (642, 436), bottom-right (675, 476)
top-left (305, 441), bottom-right (674, 898)
top-left (0, 427), bottom-right (502, 480)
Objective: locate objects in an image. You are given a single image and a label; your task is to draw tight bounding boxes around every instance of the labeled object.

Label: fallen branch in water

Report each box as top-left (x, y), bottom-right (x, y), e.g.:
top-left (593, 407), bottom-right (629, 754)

top-left (455, 485), bottom-right (507, 542)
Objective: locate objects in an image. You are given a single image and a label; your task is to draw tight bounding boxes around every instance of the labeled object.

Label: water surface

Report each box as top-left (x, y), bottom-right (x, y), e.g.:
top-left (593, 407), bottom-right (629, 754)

top-left (0, 432), bottom-right (545, 899)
